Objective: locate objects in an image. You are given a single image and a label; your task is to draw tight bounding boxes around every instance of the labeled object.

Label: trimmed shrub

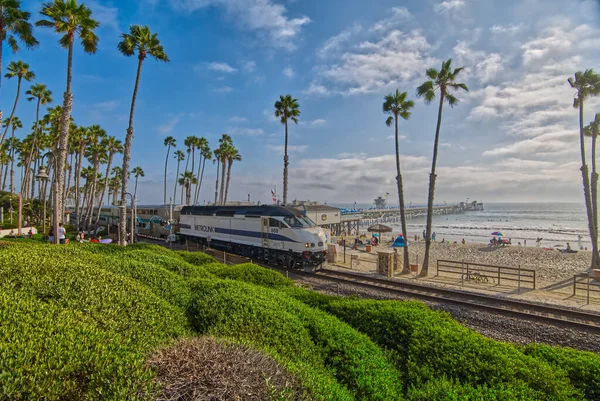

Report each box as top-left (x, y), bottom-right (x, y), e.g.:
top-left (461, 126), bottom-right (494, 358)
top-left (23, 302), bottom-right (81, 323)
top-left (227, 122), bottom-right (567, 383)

top-left (522, 344), bottom-right (600, 400)
top-left (205, 262), bottom-right (294, 289)
top-left (176, 250), bottom-right (217, 267)
top-left (187, 279), bottom-right (404, 401)
top-left (405, 378), bottom-right (541, 400)
top-left (148, 336), bottom-right (308, 401)
top-left (0, 289), bottom-right (154, 400)
top-left (286, 294), bottom-right (578, 400)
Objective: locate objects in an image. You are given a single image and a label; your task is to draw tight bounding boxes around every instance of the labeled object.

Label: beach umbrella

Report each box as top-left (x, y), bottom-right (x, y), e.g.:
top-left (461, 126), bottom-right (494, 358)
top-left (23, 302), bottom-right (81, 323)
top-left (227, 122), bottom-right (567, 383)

top-left (368, 223), bottom-right (393, 245)
top-left (491, 231), bottom-right (504, 236)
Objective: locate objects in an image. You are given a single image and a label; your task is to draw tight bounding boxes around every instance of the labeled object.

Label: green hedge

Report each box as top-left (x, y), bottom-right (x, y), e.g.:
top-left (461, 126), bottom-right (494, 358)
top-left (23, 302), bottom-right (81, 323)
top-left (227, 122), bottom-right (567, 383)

top-left (187, 278), bottom-right (404, 401)
top-left (522, 344), bottom-right (600, 400)
top-left (204, 262), bottom-right (295, 289)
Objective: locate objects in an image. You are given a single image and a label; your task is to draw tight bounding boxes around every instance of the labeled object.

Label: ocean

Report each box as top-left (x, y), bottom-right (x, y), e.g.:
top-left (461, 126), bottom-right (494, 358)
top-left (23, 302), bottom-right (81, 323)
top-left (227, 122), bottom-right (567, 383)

top-left (331, 203), bottom-right (591, 249)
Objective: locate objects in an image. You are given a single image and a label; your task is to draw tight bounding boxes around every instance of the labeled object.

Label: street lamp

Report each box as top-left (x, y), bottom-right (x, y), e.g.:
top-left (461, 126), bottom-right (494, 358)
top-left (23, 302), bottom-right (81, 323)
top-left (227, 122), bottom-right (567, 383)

top-left (124, 192), bottom-right (136, 245)
top-left (36, 152), bottom-right (59, 245)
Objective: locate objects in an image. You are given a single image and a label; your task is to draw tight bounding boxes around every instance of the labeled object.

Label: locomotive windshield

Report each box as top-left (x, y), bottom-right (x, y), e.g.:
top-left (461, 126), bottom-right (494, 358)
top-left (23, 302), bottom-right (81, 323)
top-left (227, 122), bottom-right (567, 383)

top-left (283, 216), bottom-right (317, 228)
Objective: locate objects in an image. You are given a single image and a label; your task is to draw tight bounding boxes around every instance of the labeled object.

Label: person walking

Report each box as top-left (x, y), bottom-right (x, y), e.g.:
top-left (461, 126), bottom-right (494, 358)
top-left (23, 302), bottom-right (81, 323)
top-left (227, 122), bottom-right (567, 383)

top-left (58, 223), bottom-right (66, 245)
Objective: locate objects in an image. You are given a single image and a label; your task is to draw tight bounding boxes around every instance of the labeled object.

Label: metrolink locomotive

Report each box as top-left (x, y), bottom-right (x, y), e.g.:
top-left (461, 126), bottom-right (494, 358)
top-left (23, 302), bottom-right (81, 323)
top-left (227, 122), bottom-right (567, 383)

top-left (179, 205), bottom-right (328, 270)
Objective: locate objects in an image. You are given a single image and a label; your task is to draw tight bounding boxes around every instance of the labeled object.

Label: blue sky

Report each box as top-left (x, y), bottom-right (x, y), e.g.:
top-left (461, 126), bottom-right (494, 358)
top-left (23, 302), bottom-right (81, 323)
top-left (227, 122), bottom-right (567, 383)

top-left (4, 0), bottom-right (600, 205)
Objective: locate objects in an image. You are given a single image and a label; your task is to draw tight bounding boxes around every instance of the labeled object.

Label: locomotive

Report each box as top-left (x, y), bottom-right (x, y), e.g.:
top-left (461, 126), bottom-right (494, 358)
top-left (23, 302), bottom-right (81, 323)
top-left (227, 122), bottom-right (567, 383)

top-left (179, 205), bottom-right (328, 270)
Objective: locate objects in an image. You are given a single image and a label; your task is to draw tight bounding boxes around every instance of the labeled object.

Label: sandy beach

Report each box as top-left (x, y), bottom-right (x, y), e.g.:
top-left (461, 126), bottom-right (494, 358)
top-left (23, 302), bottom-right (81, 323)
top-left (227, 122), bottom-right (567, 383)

top-left (338, 239), bottom-right (593, 287)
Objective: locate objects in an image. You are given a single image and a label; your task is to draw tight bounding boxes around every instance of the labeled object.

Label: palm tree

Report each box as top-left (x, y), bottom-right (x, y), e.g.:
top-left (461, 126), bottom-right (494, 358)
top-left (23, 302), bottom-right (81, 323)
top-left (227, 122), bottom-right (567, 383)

top-left (224, 145), bottom-right (241, 205)
top-left (383, 89), bottom-right (414, 274)
top-left (95, 135), bottom-right (122, 226)
top-left (0, 0), bottom-right (38, 122)
top-left (183, 135), bottom-right (195, 174)
top-left (192, 137), bottom-right (207, 204)
top-left (132, 166), bottom-right (144, 199)
top-left (37, 0), bottom-right (99, 222)
top-left (163, 135), bottom-right (176, 205)
top-left (83, 125), bottom-right (105, 230)
top-left (2, 116), bottom-right (21, 193)
top-left (213, 148), bottom-right (221, 205)
top-left (274, 95), bottom-right (300, 205)
top-left (110, 166), bottom-right (123, 205)
top-left (218, 134), bottom-right (232, 205)
top-left (73, 125), bottom-right (88, 228)
top-left (417, 58), bottom-right (468, 276)
top-left (173, 150), bottom-right (185, 205)
top-left (117, 25), bottom-right (168, 246)
top-left (194, 139), bottom-right (211, 205)
top-left (1, 60), bottom-right (34, 149)
top-left (569, 70), bottom-right (600, 270)
top-left (24, 83), bottom-right (52, 199)
top-left (178, 170), bottom-right (197, 205)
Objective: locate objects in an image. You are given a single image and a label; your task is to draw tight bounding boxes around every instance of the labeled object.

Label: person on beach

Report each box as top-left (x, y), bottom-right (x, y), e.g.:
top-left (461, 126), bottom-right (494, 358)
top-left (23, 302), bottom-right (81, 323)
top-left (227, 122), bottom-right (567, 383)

top-left (566, 243), bottom-right (572, 252)
top-left (524, 239), bottom-right (526, 247)
top-left (422, 230), bottom-right (426, 240)
top-left (432, 232), bottom-right (436, 241)
top-left (462, 238), bottom-right (466, 245)
top-left (577, 235), bottom-right (582, 249)
top-left (48, 226), bottom-right (54, 243)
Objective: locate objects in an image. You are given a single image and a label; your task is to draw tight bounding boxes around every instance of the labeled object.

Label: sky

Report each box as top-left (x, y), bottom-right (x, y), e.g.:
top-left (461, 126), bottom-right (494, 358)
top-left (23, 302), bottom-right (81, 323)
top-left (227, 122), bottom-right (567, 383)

top-left (4, 0), bottom-right (600, 205)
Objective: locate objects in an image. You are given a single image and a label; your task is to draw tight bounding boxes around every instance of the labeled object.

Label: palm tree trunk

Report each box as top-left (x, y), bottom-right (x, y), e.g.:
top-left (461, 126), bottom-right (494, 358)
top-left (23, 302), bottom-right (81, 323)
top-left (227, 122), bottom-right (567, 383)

top-left (193, 153), bottom-right (202, 204)
top-left (224, 158), bottom-right (233, 204)
top-left (394, 114), bottom-right (410, 274)
top-left (95, 153), bottom-right (113, 226)
top-left (283, 117), bottom-right (289, 205)
top-left (75, 141), bottom-right (85, 229)
top-left (578, 101), bottom-right (599, 270)
top-left (119, 55), bottom-right (144, 246)
top-left (56, 40), bottom-right (75, 226)
top-left (2, 158), bottom-right (8, 191)
top-left (163, 145), bottom-right (170, 205)
top-left (219, 157), bottom-right (226, 205)
top-left (31, 156), bottom-right (37, 198)
top-left (592, 132), bottom-right (598, 262)
top-left (24, 97), bottom-right (41, 200)
top-left (9, 129), bottom-right (15, 194)
top-left (173, 159), bottom-right (180, 205)
top-left (185, 181), bottom-right (191, 205)
top-left (197, 157), bottom-right (207, 205)
top-left (214, 160), bottom-right (220, 205)
top-left (86, 156), bottom-right (99, 230)
top-left (0, 36), bottom-right (4, 126)
top-left (134, 175), bottom-right (139, 198)
top-left (421, 90), bottom-right (446, 276)
top-left (0, 77), bottom-right (21, 149)
top-left (64, 150), bottom-right (73, 211)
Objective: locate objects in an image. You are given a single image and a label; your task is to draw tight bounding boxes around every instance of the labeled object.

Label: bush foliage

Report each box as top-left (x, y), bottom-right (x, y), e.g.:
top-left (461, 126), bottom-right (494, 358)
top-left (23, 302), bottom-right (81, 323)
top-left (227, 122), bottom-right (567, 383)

top-left (1, 241), bottom-right (598, 400)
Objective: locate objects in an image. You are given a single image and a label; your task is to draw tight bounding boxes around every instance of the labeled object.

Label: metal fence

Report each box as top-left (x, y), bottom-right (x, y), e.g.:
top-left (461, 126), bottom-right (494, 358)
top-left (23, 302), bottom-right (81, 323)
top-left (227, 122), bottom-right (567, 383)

top-left (436, 259), bottom-right (536, 291)
top-left (572, 273), bottom-right (600, 304)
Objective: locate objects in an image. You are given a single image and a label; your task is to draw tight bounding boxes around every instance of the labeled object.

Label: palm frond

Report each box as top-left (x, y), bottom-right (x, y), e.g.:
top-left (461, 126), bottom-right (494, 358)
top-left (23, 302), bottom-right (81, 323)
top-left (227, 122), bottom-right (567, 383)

top-left (425, 68), bottom-right (438, 80)
top-left (385, 116), bottom-right (394, 127)
top-left (445, 93), bottom-right (459, 107)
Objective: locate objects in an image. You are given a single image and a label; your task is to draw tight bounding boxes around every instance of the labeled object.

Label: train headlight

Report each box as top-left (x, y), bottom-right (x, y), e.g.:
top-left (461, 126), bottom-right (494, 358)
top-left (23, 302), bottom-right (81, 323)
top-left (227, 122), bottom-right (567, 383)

top-left (318, 242), bottom-right (323, 246)
top-left (305, 243), bottom-right (311, 248)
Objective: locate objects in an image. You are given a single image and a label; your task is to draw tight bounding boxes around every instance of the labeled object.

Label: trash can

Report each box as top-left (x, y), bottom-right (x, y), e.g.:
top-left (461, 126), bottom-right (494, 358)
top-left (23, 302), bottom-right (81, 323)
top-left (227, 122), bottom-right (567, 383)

top-left (366, 245), bottom-right (372, 252)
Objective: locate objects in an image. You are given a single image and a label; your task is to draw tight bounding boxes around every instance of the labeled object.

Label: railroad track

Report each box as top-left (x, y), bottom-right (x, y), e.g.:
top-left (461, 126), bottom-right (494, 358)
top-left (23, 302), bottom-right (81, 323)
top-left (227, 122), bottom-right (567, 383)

top-left (301, 268), bottom-right (600, 332)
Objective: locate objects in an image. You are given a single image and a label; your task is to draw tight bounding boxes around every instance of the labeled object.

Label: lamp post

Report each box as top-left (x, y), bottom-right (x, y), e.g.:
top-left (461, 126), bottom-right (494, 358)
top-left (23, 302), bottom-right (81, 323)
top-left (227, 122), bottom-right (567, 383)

top-left (124, 192), bottom-right (135, 245)
top-left (36, 152), bottom-right (59, 245)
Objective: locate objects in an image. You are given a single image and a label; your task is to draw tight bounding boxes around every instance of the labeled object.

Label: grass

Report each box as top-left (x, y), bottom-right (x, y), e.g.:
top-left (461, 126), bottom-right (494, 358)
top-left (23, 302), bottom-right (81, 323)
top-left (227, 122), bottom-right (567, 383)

top-left (0, 240), bottom-right (598, 400)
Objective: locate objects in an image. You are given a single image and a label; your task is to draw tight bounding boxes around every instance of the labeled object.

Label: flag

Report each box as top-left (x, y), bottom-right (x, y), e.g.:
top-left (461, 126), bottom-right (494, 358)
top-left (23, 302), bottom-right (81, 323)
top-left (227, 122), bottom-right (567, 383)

top-left (271, 189), bottom-right (276, 203)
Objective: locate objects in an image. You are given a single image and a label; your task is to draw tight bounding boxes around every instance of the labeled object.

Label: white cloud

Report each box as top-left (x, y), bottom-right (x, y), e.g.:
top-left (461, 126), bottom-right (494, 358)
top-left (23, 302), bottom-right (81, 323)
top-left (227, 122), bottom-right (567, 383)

top-left (229, 127), bottom-right (264, 136)
top-left (243, 61), bottom-right (256, 72)
top-left (214, 86), bottom-right (233, 93)
top-left (314, 29), bottom-right (438, 95)
top-left (268, 145), bottom-right (308, 154)
top-left (283, 66), bottom-right (295, 78)
top-left (317, 23), bottom-right (362, 59)
top-left (490, 24), bottom-right (524, 35)
top-left (337, 152), bottom-right (368, 159)
top-left (453, 40), bottom-right (503, 84)
top-left (158, 114), bottom-right (182, 134)
top-left (89, 1), bottom-right (119, 32)
top-left (303, 83), bottom-right (330, 96)
top-left (167, 0), bottom-right (310, 48)
top-left (496, 158), bottom-right (556, 169)
top-left (434, 0), bottom-right (465, 13)
top-left (206, 62), bottom-right (237, 73)
top-left (230, 116), bottom-right (248, 123)
top-left (301, 119), bottom-right (327, 128)
top-left (371, 7), bottom-right (411, 32)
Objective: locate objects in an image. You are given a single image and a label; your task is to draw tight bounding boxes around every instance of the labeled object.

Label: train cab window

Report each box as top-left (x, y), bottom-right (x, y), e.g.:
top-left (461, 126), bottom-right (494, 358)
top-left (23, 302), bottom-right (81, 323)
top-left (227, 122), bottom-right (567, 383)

top-left (269, 218), bottom-right (282, 228)
top-left (283, 216), bottom-right (303, 228)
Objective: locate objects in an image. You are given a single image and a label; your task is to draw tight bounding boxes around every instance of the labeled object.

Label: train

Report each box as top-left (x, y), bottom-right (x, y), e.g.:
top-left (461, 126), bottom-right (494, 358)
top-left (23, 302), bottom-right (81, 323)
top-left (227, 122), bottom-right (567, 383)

top-left (179, 205), bottom-right (328, 270)
top-left (77, 204), bottom-right (328, 270)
